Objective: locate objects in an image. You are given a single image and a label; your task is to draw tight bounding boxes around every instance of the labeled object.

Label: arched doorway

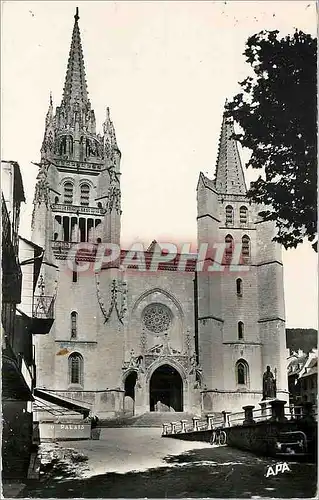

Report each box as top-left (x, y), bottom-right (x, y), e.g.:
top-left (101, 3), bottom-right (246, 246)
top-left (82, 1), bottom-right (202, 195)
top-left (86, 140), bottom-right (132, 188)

top-left (124, 371), bottom-right (137, 415)
top-left (149, 364), bottom-right (183, 412)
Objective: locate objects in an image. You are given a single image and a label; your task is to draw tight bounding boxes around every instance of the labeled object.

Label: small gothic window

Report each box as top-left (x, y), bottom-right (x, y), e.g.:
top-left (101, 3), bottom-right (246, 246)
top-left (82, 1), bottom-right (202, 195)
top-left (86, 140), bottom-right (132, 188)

top-left (97, 202), bottom-right (102, 208)
top-left (64, 182), bottom-right (73, 205)
top-left (72, 271), bottom-right (78, 283)
top-left (68, 352), bottom-right (83, 385)
top-left (225, 205), bottom-right (234, 225)
top-left (237, 363), bottom-right (245, 384)
top-left (60, 136), bottom-right (67, 155)
top-left (225, 234), bottom-right (233, 262)
top-left (242, 235), bottom-right (250, 262)
top-left (80, 183), bottom-right (90, 206)
top-left (54, 196), bottom-right (59, 204)
top-left (236, 278), bottom-right (242, 296)
top-left (240, 206), bottom-right (248, 224)
top-left (68, 135), bottom-right (74, 155)
top-left (71, 311), bottom-right (77, 338)
top-left (236, 359), bottom-right (248, 385)
top-left (238, 321), bottom-right (244, 340)
top-left (97, 238), bottom-right (102, 244)
top-left (53, 232), bottom-right (58, 241)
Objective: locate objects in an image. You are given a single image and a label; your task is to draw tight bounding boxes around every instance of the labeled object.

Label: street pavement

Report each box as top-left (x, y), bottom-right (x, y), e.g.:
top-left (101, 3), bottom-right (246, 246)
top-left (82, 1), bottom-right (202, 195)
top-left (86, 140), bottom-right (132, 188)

top-left (21, 427), bottom-right (317, 498)
top-left (59, 427), bottom-right (212, 476)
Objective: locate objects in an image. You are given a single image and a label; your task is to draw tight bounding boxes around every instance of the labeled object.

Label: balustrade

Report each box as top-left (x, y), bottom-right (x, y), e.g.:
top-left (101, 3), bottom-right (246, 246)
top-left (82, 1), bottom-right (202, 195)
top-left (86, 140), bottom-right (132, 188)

top-left (180, 420), bottom-right (188, 433)
top-left (243, 405), bottom-right (255, 425)
top-left (162, 402), bottom-right (318, 440)
top-left (52, 203), bottom-right (106, 216)
top-left (222, 411), bottom-right (231, 428)
top-left (206, 414), bottom-right (214, 430)
top-left (192, 416), bottom-right (200, 431)
top-left (170, 422), bottom-right (177, 434)
top-left (53, 158), bottom-right (103, 170)
top-left (162, 423), bottom-right (169, 436)
top-left (270, 400), bottom-right (287, 422)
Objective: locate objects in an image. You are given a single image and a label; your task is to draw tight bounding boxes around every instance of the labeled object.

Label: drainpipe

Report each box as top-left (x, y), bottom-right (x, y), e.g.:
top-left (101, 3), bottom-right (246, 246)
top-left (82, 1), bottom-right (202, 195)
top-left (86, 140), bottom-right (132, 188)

top-left (193, 270), bottom-right (199, 365)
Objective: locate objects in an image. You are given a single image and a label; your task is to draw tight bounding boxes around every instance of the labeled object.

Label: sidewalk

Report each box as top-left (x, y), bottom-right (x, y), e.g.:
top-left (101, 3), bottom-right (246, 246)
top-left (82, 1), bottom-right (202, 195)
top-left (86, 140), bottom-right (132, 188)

top-left (1, 481), bottom-right (26, 498)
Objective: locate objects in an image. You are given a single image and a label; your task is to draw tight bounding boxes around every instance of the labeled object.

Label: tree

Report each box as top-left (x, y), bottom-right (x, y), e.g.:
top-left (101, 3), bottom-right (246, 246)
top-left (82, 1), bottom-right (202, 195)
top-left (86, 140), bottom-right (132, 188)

top-left (226, 30), bottom-right (317, 251)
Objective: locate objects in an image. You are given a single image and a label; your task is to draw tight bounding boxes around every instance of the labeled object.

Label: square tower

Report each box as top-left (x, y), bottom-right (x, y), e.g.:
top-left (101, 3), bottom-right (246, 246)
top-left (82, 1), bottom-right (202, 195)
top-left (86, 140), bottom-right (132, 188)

top-left (197, 105), bottom-right (288, 413)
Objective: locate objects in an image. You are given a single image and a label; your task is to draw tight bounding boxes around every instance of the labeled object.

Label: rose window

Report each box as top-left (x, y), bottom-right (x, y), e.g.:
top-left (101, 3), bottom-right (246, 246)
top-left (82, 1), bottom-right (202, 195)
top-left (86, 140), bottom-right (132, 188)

top-left (143, 304), bottom-right (172, 333)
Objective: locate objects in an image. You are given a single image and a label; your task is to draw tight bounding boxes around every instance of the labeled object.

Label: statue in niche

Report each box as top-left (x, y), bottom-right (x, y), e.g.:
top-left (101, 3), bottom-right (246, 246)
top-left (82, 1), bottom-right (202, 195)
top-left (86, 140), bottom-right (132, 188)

top-left (108, 163), bottom-right (120, 185)
top-left (85, 139), bottom-right (90, 157)
top-left (86, 138), bottom-right (97, 157)
top-left (262, 365), bottom-right (277, 400)
top-left (189, 354), bottom-right (196, 371)
top-left (123, 349), bottom-right (144, 373)
top-left (106, 184), bottom-right (121, 213)
top-left (90, 140), bottom-right (98, 156)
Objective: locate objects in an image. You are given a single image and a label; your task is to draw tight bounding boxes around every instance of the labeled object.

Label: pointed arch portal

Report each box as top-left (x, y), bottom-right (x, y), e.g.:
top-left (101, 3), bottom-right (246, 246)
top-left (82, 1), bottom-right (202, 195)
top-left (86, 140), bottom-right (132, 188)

top-left (124, 371), bottom-right (137, 415)
top-left (124, 371), bottom-right (137, 399)
top-left (150, 364), bottom-right (183, 412)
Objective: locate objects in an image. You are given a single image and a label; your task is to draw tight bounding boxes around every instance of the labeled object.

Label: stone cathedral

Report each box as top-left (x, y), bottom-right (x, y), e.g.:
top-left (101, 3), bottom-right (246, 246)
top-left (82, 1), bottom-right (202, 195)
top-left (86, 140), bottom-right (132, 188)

top-left (32, 10), bottom-right (288, 419)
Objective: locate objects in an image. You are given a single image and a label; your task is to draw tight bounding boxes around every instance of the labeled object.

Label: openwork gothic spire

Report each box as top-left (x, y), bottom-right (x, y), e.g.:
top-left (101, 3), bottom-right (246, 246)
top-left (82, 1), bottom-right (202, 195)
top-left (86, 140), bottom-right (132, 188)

top-left (215, 103), bottom-right (247, 196)
top-left (103, 107), bottom-right (118, 148)
top-left (45, 92), bottom-right (53, 126)
top-left (103, 106), bottom-right (119, 161)
top-left (62, 7), bottom-right (89, 106)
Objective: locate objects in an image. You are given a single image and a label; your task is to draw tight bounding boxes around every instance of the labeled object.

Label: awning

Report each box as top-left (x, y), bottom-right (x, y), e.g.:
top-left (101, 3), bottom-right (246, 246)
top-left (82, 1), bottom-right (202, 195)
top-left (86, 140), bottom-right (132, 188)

top-left (34, 389), bottom-right (90, 418)
top-left (300, 366), bottom-right (317, 378)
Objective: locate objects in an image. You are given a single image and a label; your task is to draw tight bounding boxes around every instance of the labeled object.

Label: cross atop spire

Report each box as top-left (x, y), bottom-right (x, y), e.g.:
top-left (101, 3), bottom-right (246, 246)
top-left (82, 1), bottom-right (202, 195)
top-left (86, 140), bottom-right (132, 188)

top-left (62, 7), bottom-right (89, 106)
top-left (214, 103), bottom-right (247, 196)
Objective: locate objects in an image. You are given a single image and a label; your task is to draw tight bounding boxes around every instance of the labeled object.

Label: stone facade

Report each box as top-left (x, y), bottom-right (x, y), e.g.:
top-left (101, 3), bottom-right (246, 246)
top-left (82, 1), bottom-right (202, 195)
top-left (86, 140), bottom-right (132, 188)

top-left (32, 9), bottom-right (288, 419)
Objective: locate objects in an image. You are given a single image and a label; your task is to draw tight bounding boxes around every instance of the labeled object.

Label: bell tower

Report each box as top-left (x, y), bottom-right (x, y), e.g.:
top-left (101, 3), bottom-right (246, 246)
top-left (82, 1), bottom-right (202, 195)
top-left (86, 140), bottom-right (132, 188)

top-left (197, 103), bottom-right (288, 412)
top-left (32, 7), bottom-right (121, 253)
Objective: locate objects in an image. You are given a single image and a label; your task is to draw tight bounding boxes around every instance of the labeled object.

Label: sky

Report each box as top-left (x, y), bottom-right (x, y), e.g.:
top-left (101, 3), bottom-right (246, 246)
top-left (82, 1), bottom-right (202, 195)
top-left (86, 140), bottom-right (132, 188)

top-left (1, 1), bottom-right (318, 329)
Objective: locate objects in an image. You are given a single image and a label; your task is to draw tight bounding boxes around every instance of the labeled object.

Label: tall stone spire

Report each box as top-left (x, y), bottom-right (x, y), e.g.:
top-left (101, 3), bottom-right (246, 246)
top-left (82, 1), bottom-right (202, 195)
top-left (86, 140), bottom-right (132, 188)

top-left (215, 103), bottom-right (247, 196)
top-left (62, 7), bottom-right (89, 106)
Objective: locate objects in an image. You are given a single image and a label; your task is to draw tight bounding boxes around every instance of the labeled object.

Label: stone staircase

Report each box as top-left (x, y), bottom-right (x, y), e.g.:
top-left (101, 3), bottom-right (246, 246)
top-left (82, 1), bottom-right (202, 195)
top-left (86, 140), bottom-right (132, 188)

top-left (99, 412), bottom-right (200, 428)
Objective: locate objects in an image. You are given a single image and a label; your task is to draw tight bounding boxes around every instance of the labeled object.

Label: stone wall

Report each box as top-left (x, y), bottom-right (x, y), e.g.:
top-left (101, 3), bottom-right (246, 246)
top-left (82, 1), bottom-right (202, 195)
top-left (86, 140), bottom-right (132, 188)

top-left (226, 419), bottom-right (317, 459)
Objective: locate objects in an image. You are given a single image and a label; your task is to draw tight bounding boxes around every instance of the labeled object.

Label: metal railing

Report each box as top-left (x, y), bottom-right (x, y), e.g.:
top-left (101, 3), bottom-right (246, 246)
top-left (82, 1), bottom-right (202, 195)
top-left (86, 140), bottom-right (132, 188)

top-left (33, 295), bottom-right (55, 319)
